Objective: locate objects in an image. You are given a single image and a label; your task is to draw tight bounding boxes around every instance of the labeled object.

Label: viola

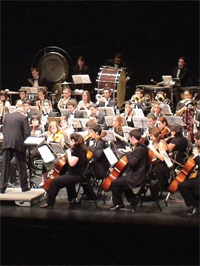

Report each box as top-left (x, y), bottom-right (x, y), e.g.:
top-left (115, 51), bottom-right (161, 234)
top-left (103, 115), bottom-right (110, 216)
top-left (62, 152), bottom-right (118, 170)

top-left (168, 157), bottom-right (196, 194)
top-left (101, 155), bottom-right (128, 191)
top-left (43, 157), bottom-right (67, 191)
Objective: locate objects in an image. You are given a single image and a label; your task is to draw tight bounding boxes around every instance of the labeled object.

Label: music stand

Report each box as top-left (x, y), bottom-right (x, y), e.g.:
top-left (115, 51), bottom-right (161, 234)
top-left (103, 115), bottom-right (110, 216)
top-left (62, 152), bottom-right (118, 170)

top-left (133, 109), bottom-right (145, 117)
top-left (72, 74), bottom-right (92, 90)
top-left (24, 136), bottom-right (45, 188)
top-left (102, 130), bottom-right (116, 141)
top-left (163, 115), bottom-right (185, 126)
top-left (161, 104), bottom-right (172, 115)
top-left (80, 118), bottom-right (90, 130)
top-left (104, 116), bottom-right (115, 127)
top-left (132, 117), bottom-right (149, 131)
top-left (98, 107), bottom-right (115, 116)
top-left (49, 142), bottom-right (66, 155)
top-left (71, 118), bottom-right (82, 129)
top-left (78, 109), bottom-right (89, 118)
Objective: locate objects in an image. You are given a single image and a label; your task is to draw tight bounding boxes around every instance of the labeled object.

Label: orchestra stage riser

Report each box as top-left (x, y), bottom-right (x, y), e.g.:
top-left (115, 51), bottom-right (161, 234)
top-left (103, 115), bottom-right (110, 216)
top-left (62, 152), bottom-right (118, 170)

top-left (0, 188), bottom-right (45, 207)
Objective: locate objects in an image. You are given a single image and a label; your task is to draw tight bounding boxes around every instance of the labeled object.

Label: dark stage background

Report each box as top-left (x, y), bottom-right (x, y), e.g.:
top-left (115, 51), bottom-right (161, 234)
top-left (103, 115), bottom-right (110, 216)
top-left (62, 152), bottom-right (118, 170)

top-left (1, 1), bottom-right (199, 101)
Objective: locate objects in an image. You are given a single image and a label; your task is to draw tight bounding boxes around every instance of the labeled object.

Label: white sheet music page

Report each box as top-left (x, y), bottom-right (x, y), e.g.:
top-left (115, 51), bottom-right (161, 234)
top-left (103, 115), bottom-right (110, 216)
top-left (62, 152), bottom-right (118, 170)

top-left (24, 137), bottom-right (45, 146)
top-left (38, 145), bottom-right (55, 163)
top-left (103, 147), bottom-right (118, 165)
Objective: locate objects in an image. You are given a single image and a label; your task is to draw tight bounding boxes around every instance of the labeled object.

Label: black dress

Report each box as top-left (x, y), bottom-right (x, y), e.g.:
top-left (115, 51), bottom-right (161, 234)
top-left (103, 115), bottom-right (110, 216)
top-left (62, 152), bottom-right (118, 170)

top-left (46, 145), bottom-right (87, 206)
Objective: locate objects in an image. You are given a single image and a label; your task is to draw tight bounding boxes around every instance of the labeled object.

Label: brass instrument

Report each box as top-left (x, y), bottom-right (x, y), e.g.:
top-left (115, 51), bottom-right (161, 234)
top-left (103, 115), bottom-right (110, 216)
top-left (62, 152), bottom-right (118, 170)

top-left (155, 93), bottom-right (171, 105)
top-left (95, 94), bottom-right (108, 105)
top-left (130, 94), bottom-right (142, 103)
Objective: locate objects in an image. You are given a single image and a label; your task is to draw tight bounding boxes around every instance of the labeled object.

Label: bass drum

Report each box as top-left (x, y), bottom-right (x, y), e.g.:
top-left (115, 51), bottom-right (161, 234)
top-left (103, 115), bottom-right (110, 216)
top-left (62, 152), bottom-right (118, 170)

top-left (96, 67), bottom-right (126, 109)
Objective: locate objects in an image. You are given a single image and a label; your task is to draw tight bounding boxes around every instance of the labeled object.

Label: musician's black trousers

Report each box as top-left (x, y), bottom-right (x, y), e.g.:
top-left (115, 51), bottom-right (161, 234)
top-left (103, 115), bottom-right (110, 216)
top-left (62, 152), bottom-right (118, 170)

top-left (110, 175), bottom-right (135, 206)
top-left (0, 148), bottom-right (29, 191)
top-left (46, 173), bottom-right (83, 206)
top-left (178, 178), bottom-right (199, 208)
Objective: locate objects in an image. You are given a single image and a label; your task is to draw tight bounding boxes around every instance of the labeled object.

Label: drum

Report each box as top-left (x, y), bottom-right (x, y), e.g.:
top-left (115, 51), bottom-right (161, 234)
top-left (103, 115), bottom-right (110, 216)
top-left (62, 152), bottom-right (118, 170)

top-left (96, 67), bottom-right (126, 109)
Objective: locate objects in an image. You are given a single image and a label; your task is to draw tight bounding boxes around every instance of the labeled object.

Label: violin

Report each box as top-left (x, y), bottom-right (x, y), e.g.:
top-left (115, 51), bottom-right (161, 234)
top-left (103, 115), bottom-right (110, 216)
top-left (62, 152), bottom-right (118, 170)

top-left (168, 156), bottom-right (197, 194)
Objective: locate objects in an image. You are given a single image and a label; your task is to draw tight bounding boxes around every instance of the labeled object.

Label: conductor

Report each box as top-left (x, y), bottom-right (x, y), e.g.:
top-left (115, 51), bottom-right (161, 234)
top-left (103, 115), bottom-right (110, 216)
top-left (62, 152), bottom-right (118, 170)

top-left (0, 107), bottom-right (30, 193)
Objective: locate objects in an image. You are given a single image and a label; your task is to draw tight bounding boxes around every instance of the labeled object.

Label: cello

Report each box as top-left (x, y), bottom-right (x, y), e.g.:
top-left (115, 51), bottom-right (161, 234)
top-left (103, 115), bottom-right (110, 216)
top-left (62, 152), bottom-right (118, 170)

top-left (101, 155), bottom-right (128, 191)
top-left (168, 156), bottom-right (196, 193)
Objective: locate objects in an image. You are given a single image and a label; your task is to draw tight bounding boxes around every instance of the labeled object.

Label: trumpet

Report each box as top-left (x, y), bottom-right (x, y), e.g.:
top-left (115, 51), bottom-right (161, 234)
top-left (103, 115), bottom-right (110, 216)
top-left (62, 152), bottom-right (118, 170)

top-left (95, 94), bottom-right (108, 105)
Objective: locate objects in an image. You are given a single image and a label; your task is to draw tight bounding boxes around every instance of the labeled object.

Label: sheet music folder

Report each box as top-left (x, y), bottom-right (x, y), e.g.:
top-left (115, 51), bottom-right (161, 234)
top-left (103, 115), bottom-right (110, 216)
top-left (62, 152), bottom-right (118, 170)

top-left (72, 75), bottom-right (92, 84)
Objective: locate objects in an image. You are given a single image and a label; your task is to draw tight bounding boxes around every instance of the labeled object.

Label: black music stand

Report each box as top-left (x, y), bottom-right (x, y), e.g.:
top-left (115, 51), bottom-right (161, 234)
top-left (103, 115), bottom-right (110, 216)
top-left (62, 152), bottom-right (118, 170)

top-left (24, 136), bottom-right (45, 188)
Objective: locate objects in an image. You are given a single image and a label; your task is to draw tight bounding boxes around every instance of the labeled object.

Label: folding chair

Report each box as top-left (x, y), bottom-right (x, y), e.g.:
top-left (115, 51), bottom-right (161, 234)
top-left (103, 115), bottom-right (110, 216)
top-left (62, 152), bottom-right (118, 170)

top-left (138, 164), bottom-right (168, 212)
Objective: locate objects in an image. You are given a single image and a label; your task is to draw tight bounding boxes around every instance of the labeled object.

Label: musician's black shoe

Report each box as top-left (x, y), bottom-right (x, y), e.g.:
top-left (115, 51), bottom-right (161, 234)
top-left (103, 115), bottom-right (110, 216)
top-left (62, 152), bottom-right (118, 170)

top-left (130, 198), bottom-right (139, 212)
top-left (22, 187), bottom-right (31, 192)
top-left (69, 198), bottom-right (81, 205)
top-left (188, 207), bottom-right (199, 216)
top-left (109, 204), bottom-right (125, 211)
top-left (40, 203), bottom-right (53, 208)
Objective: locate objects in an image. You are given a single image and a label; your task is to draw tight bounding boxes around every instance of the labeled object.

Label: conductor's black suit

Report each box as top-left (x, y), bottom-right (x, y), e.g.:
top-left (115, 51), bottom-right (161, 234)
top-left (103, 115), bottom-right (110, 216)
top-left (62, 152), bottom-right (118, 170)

top-left (0, 111), bottom-right (30, 193)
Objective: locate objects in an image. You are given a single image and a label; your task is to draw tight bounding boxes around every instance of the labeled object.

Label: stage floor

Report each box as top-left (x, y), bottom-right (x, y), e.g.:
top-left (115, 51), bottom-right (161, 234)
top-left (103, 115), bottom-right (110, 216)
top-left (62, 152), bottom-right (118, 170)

top-left (1, 175), bottom-right (199, 265)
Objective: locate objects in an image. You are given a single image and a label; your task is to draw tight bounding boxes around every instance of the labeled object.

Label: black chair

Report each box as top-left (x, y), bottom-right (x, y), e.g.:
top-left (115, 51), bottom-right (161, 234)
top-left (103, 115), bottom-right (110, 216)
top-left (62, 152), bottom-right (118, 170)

top-left (136, 164), bottom-right (168, 212)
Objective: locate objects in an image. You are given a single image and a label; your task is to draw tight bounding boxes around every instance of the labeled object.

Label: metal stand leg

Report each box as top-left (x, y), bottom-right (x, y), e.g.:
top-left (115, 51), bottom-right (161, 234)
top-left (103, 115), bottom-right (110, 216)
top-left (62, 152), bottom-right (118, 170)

top-left (28, 148), bottom-right (39, 189)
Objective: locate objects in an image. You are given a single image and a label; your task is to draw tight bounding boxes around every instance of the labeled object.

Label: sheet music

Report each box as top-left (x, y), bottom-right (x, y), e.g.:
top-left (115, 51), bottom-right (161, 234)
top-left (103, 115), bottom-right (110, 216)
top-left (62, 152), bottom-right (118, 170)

top-left (38, 145), bottom-right (55, 163)
top-left (72, 74), bottom-right (91, 84)
top-left (103, 147), bottom-right (118, 165)
top-left (160, 150), bottom-right (173, 168)
top-left (24, 137), bottom-right (45, 146)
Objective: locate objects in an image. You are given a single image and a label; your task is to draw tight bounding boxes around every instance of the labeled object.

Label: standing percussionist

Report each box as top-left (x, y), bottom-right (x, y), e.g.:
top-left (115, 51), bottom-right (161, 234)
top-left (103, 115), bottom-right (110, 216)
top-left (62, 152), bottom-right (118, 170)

top-left (109, 129), bottom-right (149, 211)
top-left (0, 107), bottom-right (30, 193)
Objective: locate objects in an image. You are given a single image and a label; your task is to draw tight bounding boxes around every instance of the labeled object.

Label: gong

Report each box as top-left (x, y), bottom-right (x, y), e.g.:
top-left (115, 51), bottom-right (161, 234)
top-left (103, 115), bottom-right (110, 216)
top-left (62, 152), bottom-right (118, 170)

top-left (38, 52), bottom-right (69, 83)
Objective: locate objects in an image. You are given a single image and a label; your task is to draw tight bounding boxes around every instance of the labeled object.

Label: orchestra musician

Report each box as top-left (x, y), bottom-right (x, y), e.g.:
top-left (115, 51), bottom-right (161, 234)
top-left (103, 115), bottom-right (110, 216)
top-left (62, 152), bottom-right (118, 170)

top-left (39, 120), bottom-right (65, 187)
top-left (40, 133), bottom-right (88, 208)
top-left (148, 127), bottom-right (171, 198)
top-left (150, 102), bottom-right (163, 118)
top-left (120, 101), bottom-right (135, 127)
top-left (110, 115), bottom-right (127, 158)
top-left (157, 117), bottom-right (171, 141)
top-left (109, 129), bottom-right (149, 211)
top-left (167, 124), bottom-right (189, 165)
top-left (35, 87), bottom-right (48, 109)
top-left (40, 99), bottom-right (58, 131)
top-left (22, 100), bottom-right (38, 121)
top-left (88, 104), bottom-right (106, 125)
top-left (57, 88), bottom-right (76, 111)
top-left (28, 67), bottom-right (43, 88)
top-left (0, 90), bottom-right (11, 108)
top-left (171, 57), bottom-right (192, 87)
top-left (106, 53), bottom-right (130, 83)
top-left (15, 88), bottom-right (28, 107)
top-left (97, 87), bottom-right (117, 108)
top-left (131, 88), bottom-right (147, 115)
top-left (87, 124), bottom-right (110, 180)
top-left (175, 89), bottom-right (193, 117)
top-left (143, 113), bottom-right (158, 144)
top-left (77, 90), bottom-right (93, 111)
top-left (178, 131), bottom-right (199, 216)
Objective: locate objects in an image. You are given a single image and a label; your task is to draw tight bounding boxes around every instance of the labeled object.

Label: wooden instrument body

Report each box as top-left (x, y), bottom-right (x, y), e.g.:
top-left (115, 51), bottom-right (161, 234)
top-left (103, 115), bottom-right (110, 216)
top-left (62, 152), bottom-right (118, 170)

top-left (168, 157), bottom-right (196, 193)
top-left (101, 155), bottom-right (128, 191)
top-left (43, 157), bottom-right (67, 191)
